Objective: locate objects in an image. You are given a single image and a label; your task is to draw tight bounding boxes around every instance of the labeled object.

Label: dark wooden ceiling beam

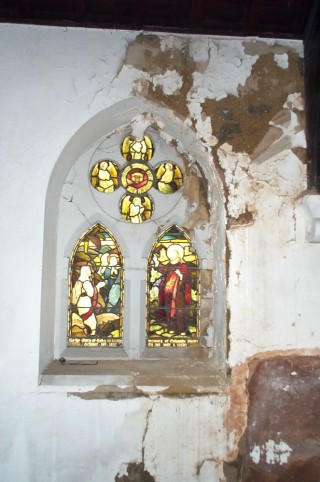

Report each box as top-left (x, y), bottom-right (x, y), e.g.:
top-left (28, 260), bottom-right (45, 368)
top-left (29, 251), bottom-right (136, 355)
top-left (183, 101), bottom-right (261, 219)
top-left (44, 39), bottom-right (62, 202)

top-left (190, 0), bottom-right (203, 29)
top-left (17, 0), bottom-right (29, 18)
top-left (74, 0), bottom-right (87, 22)
top-left (304, 0), bottom-right (320, 189)
top-left (0, 0), bottom-right (311, 40)
top-left (133, 0), bottom-right (144, 29)
top-left (245, 0), bottom-right (259, 34)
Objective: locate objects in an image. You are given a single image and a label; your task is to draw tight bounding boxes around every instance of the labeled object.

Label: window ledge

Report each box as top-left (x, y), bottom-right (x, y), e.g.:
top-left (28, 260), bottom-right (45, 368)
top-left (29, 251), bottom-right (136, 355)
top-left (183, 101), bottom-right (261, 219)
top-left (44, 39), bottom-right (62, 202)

top-left (40, 359), bottom-right (230, 397)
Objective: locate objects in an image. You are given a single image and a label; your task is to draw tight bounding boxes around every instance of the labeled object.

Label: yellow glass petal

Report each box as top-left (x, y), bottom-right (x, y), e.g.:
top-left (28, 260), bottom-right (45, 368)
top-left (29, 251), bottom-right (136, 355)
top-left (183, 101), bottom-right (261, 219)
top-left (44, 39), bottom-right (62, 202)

top-left (155, 162), bottom-right (183, 194)
top-left (120, 195), bottom-right (153, 223)
top-left (90, 160), bottom-right (119, 193)
top-left (121, 136), bottom-right (154, 162)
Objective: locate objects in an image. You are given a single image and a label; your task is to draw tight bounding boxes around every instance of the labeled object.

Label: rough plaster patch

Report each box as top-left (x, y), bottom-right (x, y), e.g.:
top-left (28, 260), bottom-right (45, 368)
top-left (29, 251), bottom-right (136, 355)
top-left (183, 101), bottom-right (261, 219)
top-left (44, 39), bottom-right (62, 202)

top-left (115, 462), bottom-right (155, 482)
top-left (124, 33), bottom-right (197, 119)
top-left (130, 113), bottom-right (162, 138)
top-left (250, 444), bottom-right (261, 464)
top-left (151, 69), bottom-right (183, 95)
top-left (224, 363), bottom-right (249, 461)
top-left (189, 38), bottom-right (210, 63)
top-left (204, 50), bottom-right (304, 157)
top-left (182, 161), bottom-right (211, 229)
top-left (195, 115), bottom-right (218, 146)
top-left (116, 34), bottom-right (306, 226)
top-left (216, 88), bottom-right (306, 222)
top-left (274, 53), bottom-right (289, 69)
top-left (195, 457), bottom-right (224, 481)
top-left (190, 39), bottom-right (258, 102)
top-left (223, 351), bottom-right (320, 482)
top-left (159, 34), bottom-right (185, 55)
top-left (243, 39), bottom-right (303, 58)
top-left (217, 143), bottom-right (252, 220)
top-left (284, 92), bottom-right (304, 111)
top-left (224, 349), bottom-right (320, 470)
top-left (250, 440), bottom-right (293, 465)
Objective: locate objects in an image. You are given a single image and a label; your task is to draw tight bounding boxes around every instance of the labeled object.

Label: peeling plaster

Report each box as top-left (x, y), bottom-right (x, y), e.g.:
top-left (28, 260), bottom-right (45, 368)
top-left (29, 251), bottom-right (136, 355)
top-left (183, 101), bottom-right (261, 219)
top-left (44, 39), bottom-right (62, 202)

top-left (110, 33), bottom-right (307, 236)
top-left (250, 440), bottom-right (293, 465)
top-left (152, 69), bottom-right (183, 95)
top-left (190, 39), bottom-right (259, 102)
top-left (274, 53), bottom-right (289, 69)
top-left (2, 23), bottom-right (319, 482)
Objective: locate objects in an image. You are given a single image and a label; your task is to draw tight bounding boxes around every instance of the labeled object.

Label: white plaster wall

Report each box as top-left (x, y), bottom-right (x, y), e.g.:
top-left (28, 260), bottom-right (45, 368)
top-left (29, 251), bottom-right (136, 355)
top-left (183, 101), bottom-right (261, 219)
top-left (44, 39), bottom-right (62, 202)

top-left (0, 23), bottom-right (317, 482)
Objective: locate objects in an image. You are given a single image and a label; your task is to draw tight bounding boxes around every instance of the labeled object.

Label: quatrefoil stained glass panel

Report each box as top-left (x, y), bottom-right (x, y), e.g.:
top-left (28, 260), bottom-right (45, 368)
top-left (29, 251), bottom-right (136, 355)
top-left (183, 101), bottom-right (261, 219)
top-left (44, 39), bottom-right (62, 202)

top-left (90, 135), bottom-right (184, 223)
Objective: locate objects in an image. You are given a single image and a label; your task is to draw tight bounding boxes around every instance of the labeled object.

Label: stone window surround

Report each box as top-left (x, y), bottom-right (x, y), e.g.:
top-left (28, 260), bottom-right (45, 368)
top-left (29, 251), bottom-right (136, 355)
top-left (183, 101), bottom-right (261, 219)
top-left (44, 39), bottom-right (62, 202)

top-left (303, 194), bottom-right (320, 243)
top-left (39, 97), bottom-right (227, 392)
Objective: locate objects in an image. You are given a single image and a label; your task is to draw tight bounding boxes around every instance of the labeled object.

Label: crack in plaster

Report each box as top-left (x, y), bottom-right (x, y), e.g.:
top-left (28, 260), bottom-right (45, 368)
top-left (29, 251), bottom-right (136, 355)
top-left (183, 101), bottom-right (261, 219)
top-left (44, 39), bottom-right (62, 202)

top-left (87, 87), bottom-right (104, 110)
top-left (141, 400), bottom-right (155, 465)
top-left (195, 456), bottom-right (219, 476)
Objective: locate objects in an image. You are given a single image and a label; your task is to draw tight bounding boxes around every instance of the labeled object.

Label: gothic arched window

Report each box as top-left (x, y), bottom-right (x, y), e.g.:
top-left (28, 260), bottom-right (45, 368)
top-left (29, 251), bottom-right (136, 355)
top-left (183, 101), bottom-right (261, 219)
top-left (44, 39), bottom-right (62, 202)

top-left (40, 98), bottom-right (226, 378)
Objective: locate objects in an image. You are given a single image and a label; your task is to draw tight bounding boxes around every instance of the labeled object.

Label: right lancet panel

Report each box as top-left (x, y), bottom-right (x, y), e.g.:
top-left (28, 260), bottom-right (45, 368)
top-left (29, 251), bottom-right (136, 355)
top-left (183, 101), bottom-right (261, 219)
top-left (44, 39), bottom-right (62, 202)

top-left (146, 226), bottom-right (200, 347)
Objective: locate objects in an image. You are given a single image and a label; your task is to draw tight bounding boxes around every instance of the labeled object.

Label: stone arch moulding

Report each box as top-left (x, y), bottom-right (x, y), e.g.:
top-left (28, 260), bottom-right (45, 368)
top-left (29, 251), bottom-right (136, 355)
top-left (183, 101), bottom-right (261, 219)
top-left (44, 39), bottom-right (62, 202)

top-left (39, 97), bottom-right (227, 382)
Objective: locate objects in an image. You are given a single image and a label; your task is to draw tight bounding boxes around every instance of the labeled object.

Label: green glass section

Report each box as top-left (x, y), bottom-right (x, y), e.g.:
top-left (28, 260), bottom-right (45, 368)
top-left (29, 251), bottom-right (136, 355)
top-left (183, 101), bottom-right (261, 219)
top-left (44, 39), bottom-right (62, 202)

top-left (146, 225), bottom-right (200, 347)
top-left (68, 224), bottom-right (123, 347)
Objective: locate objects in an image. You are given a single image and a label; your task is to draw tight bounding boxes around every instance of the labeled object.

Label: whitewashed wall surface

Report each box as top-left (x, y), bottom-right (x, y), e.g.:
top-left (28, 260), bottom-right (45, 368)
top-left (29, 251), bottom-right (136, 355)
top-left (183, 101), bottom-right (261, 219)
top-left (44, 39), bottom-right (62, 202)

top-left (0, 24), bottom-right (319, 482)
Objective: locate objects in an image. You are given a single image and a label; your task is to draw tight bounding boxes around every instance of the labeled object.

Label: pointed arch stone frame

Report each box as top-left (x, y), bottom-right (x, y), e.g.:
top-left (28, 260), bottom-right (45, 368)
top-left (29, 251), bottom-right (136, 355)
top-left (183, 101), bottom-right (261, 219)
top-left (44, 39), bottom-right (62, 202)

top-left (39, 97), bottom-right (227, 388)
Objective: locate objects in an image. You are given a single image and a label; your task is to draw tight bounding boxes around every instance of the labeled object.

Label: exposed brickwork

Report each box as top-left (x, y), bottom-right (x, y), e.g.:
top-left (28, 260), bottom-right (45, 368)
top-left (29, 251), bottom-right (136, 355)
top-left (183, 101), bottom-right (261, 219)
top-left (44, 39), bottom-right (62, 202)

top-left (242, 356), bottom-right (320, 482)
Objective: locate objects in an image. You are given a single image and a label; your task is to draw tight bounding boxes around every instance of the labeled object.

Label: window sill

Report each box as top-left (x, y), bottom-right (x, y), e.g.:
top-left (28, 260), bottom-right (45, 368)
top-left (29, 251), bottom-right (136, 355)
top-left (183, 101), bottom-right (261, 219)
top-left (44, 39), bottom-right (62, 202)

top-left (40, 359), bottom-right (230, 397)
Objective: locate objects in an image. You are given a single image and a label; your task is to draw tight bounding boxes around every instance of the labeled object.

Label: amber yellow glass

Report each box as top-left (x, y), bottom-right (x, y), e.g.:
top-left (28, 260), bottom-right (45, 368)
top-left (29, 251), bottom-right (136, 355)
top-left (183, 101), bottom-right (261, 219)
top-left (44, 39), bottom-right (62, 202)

top-left (146, 226), bottom-right (200, 347)
top-left (121, 136), bottom-right (154, 162)
top-left (120, 195), bottom-right (153, 223)
top-left (121, 163), bottom-right (154, 194)
top-left (90, 160), bottom-right (119, 193)
top-left (155, 162), bottom-right (183, 194)
top-left (68, 224), bottom-right (123, 347)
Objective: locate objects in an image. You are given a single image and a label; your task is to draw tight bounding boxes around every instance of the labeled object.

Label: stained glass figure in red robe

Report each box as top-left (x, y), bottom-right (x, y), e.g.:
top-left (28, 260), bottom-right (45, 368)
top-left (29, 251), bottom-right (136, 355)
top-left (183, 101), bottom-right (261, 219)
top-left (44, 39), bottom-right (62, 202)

top-left (153, 244), bottom-right (191, 335)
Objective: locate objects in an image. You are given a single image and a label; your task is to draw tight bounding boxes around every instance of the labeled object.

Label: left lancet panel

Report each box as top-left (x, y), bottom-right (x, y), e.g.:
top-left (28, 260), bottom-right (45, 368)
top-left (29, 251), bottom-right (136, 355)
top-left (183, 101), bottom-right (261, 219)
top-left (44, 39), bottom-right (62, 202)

top-left (68, 223), bottom-right (123, 347)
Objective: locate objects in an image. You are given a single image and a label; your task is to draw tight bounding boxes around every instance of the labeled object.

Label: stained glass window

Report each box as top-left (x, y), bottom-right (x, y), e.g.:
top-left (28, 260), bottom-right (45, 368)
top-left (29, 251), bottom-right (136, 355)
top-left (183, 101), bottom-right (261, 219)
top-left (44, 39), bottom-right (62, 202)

top-left (121, 135), bottom-right (154, 161)
top-left (155, 163), bottom-right (183, 194)
top-left (146, 226), bottom-right (200, 347)
top-left (90, 160), bottom-right (119, 193)
top-left (89, 135), bottom-right (184, 223)
top-left (121, 163), bottom-right (153, 194)
top-left (120, 195), bottom-right (153, 223)
top-left (68, 223), bottom-right (123, 347)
